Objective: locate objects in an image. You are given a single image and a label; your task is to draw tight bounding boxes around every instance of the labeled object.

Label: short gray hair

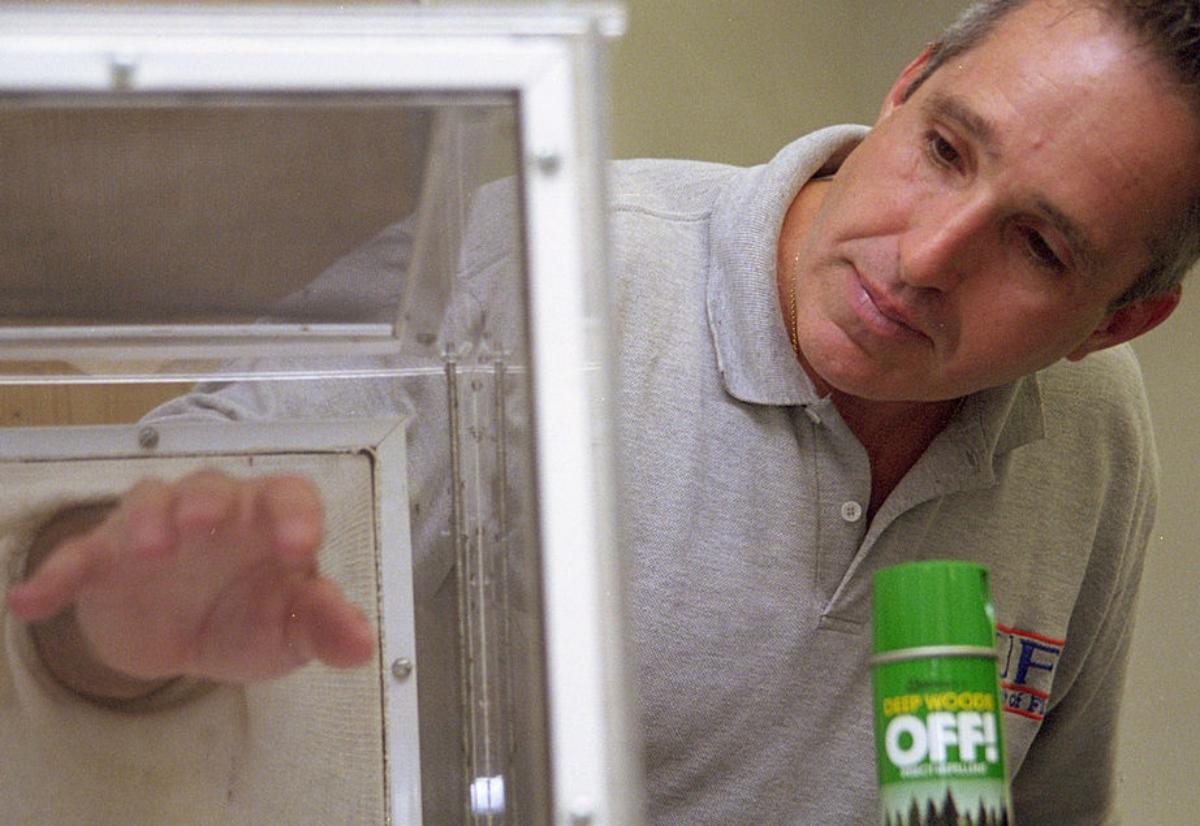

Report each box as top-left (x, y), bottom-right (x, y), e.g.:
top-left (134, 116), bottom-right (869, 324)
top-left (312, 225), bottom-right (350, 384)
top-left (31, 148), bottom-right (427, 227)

top-left (903, 0), bottom-right (1200, 306)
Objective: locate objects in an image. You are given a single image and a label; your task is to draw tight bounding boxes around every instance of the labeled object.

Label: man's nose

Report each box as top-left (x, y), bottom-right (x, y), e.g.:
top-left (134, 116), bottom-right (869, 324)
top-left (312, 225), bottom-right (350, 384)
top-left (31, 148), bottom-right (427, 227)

top-left (898, 193), bottom-right (993, 291)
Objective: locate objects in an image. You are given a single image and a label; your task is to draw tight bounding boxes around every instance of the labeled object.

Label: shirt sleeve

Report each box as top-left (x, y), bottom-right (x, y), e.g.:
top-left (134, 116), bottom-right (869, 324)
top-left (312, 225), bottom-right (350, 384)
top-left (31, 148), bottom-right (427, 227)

top-left (1008, 395), bottom-right (1158, 825)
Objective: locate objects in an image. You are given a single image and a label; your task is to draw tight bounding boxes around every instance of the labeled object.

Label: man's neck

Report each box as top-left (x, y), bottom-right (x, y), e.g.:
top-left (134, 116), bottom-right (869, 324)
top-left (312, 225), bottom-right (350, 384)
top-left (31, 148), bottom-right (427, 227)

top-left (829, 390), bottom-right (961, 520)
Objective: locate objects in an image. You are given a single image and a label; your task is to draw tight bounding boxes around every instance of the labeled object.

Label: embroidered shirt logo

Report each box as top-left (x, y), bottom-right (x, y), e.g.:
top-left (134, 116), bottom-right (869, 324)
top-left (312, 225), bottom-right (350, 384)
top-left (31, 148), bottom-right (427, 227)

top-left (995, 624), bottom-right (1063, 722)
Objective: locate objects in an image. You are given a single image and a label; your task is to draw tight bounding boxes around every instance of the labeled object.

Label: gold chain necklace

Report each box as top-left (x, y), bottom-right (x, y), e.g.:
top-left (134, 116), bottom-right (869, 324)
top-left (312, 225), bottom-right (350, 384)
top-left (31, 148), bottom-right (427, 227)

top-left (786, 255), bottom-right (803, 360)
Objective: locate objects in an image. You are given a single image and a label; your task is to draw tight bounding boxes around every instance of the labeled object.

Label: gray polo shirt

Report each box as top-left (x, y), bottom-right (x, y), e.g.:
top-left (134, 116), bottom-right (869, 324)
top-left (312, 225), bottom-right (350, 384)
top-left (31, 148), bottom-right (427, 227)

top-left (608, 126), bottom-right (1156, 824)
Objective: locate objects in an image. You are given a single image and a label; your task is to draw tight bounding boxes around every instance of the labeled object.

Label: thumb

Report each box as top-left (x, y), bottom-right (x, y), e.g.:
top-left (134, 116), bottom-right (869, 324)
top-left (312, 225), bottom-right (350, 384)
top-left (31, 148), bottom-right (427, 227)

top-left (7, 535), bottom-right (101, 622)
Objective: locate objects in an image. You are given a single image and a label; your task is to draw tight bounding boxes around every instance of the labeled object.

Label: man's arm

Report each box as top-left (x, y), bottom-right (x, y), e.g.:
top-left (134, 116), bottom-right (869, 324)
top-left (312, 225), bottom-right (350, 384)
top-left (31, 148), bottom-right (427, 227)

top-left (7, 471), bottom-right (375, 706)
top-left (1008, 564), bottom-right (1144, 825)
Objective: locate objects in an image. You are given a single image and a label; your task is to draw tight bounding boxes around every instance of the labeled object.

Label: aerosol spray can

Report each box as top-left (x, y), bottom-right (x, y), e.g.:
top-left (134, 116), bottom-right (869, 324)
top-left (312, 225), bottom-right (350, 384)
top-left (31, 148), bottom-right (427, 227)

top-left (871, 561), bottom-right (1012, 826)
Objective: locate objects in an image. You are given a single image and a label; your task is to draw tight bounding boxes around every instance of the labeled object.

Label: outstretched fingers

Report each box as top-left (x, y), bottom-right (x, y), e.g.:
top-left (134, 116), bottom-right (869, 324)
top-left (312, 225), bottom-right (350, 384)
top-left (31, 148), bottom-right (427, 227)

top-left (258, 475), bottom-right (325, 564)
top-left (171, 469), bottom-right (240, 538)
top-left (116, 478), bottom-right (179, 560)
top-left (286, 578), bottom-right (375, 670)
top-left (7, 532), bottom-right (105, 622)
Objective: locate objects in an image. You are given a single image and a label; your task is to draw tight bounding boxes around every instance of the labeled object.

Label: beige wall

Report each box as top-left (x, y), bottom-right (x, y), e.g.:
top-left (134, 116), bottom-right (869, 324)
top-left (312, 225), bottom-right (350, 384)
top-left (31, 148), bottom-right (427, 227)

top-left (609, 0), bottom-right (963, 163)
top-left (607, 1), bottom-right (1198, 823)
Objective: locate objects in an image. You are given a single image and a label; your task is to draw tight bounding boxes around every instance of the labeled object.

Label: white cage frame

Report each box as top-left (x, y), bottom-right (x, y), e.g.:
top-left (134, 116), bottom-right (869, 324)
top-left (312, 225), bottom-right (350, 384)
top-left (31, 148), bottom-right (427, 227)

top-left (0, 6), bottom-right (640, 826)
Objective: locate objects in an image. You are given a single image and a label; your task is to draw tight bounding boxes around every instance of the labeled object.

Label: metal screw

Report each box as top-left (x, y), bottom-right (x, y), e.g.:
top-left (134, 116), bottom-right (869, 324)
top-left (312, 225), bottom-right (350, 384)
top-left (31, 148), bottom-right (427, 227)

top-left (391, 657), bottom-right (414, 681)
top-left (533, 149), bottom-right (562, 176)
top-left (137, 426), bottom-right (159, 450)
top-left (109, 53), bottom-right (137, 90)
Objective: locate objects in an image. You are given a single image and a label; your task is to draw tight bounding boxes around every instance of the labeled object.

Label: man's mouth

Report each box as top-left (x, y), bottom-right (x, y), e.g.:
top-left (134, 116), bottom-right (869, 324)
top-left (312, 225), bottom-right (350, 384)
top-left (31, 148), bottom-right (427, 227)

top-left (845, 270), bottom-right (928, 342)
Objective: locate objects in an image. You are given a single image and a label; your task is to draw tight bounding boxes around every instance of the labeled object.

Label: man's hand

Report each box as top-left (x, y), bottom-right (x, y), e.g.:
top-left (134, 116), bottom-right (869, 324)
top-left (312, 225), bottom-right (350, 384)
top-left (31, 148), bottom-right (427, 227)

top-left (6, 471), bottom-right (375, 693)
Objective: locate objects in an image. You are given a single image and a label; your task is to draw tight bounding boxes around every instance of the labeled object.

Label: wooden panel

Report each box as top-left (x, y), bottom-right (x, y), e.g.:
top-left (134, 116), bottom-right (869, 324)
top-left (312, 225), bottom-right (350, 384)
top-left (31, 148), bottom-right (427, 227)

top-left (0, 364), bottom-right (188, 426)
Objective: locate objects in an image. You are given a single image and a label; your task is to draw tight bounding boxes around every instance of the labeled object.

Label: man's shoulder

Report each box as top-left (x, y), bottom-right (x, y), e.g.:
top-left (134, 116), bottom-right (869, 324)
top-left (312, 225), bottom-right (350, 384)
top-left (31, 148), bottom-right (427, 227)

top-left (1041, 344), bottom-right (1147, 400)
top-left (607, 157), bottom-right (742, 222)
top-left (1037, 344), bottom-right (1155, 443)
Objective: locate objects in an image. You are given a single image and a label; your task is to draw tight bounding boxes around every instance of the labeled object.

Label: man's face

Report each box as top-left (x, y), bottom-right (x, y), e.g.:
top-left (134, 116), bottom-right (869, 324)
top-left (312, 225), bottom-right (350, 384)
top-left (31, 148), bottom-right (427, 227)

top-left (784, 0), bottom-right (1200, 403)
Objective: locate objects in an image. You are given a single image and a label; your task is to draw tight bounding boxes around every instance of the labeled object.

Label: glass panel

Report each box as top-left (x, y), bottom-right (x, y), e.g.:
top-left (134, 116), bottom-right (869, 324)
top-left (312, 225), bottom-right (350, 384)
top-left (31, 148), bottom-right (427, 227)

top-left (0, 101), bottom-right (417, 325)
top-left (0, 92), bottom-right (552, 826)
top-left (0, 94), bottom-right (513, 363)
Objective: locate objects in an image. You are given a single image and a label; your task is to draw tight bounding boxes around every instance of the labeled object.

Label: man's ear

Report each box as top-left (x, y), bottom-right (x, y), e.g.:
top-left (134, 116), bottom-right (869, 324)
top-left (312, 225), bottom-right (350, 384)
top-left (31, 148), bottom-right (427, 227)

top-left (879, 45), bottom-right (936, 122)
top-left (1067, 287), bottom-right (1181, 361)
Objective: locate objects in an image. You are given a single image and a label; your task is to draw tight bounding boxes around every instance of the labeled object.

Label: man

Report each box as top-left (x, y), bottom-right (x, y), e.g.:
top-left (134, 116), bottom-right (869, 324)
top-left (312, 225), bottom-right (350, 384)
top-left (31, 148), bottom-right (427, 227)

top-left (7, 0), bottom-right (1200, 822)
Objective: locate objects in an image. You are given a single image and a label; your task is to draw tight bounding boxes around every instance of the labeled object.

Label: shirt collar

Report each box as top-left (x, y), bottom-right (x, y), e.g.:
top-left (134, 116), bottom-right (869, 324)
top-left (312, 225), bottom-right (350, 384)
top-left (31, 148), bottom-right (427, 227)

top-left (948, 375), bottom-right (1046, 471)
top-left (706, 125), bottom-right (867, 406)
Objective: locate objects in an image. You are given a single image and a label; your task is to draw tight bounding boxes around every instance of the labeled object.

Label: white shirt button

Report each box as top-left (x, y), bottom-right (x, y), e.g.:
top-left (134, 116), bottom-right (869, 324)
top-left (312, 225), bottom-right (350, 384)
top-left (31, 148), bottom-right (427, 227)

top-left (840, 500), bottom-right (864, 523)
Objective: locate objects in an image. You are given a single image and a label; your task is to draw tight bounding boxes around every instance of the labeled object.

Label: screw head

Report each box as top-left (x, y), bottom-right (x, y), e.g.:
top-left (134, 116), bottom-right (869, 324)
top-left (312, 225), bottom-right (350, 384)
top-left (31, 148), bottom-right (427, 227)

top-left (109, 53), bottom-right (137, 90)
top-left (533, 150), bottom-right (562, 175)
top-left (137, 426), bottom-right (159, 450)
top-left (391, 657), bottom-right (414, 681)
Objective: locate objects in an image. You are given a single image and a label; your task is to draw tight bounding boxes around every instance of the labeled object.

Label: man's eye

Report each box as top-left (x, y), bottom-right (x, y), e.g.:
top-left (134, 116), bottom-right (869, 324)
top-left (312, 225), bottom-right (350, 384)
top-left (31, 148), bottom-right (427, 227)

top-left (926, 131), bottom-right (961, 167)
top-left (1022, 228), bottom-right (1065, 271)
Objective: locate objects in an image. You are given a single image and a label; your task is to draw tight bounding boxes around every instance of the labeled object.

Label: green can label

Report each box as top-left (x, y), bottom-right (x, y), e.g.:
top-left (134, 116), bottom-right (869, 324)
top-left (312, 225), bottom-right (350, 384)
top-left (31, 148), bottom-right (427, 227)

top-left (873, 655), bottom-right (1011, 825)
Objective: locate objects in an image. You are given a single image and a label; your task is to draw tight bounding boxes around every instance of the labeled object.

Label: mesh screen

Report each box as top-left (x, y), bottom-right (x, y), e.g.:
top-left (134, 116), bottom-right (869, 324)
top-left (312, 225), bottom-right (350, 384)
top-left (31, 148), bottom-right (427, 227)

top-left (0, 450), bottom-right (386, 824)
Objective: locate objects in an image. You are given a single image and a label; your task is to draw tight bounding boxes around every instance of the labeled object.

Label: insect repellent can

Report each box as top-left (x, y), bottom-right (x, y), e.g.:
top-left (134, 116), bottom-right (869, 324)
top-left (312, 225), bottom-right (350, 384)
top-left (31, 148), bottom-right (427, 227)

top-left (871, 561), bottom-right (1012, 826)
